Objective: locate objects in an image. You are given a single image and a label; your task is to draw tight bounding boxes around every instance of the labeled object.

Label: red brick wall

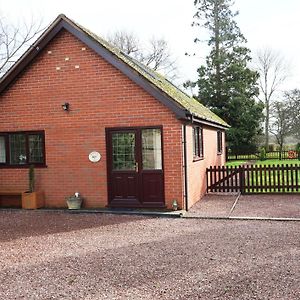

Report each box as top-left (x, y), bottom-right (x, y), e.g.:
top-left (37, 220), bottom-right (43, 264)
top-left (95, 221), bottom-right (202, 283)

top-left (186, 125), bottom-right (225, 209)
top-left (0, 30), bottom-right (184, 209)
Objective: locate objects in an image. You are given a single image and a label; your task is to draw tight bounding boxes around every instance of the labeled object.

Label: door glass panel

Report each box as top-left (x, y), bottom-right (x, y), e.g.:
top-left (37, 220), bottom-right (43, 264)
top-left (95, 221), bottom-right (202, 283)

top-left (29, 134), bottom-right (44, 163)
top-left (112, 132), bottom-right (135, 170)
top-left (0, 136), bottom-right (6, 163)
top-left (142, 129), bottom-right (162, 170)
top-left (9, 134), bottom-right (26, 164)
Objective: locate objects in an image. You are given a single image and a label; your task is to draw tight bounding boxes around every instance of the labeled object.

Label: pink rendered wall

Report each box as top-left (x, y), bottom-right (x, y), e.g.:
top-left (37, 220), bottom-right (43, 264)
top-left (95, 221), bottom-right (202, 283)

top-left (185, 125), bottom-right (226, 209)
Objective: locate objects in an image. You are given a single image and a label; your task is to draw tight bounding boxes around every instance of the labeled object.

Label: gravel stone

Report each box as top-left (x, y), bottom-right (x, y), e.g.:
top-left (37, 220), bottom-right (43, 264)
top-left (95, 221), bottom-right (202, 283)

top-left (0, 210), bottom-right (299, 299)
top-left (187, 194), bottom-right (300, 219)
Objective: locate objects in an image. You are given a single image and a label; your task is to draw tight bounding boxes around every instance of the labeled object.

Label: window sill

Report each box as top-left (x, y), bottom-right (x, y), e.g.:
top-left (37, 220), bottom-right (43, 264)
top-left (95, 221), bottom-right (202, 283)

top-left (193, 156), bottom-right (204, 162)
top-left (0, 164), bottom-right (47, 169)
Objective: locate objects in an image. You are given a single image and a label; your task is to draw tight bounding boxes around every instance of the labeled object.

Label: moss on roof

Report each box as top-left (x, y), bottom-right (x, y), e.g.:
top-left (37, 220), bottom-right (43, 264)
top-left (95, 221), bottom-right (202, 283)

top-left (75, 19), bottom-right (229, 127)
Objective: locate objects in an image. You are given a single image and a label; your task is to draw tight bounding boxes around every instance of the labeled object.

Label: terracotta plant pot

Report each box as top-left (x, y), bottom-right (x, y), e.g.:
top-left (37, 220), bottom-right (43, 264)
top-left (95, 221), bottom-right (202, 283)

top-left (66, 196), bottom-right (83, 209)
top-left (22, 191), bottom-right (45, 209)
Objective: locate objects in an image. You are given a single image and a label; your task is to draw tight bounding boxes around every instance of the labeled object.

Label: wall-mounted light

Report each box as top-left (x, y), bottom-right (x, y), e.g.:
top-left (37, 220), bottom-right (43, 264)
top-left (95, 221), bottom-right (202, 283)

top-left (62, 102), bottom-right (69, 111)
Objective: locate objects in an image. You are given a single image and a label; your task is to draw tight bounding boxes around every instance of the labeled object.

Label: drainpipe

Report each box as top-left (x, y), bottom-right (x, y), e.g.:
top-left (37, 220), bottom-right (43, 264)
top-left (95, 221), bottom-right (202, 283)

top-left (183, 124), bottom-right (189, 211)
top-left (182, 112), bottom-right (195, 211)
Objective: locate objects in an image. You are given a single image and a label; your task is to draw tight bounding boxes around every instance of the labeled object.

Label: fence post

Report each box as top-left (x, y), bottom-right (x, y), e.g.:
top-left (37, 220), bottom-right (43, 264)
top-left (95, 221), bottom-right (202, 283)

top-left (225, 146), bottom-right (228, 162)
top-left (239, 165), bottom-right (245, 194)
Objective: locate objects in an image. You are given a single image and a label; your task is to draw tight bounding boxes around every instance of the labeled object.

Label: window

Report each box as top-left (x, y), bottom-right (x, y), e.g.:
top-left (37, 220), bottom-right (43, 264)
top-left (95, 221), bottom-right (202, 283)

top-left (112, 132), bottom-right (136, 171)
top-left (142, 128), bottom-right (162, 170)
top-left (193, 126), bottom-right (203, 159)
top-left (217, 131), bottom-right (223, 154)
top-left (0, 136), bottom-right (6, 163)
top-left (0, 131), bottom-right (45, 167)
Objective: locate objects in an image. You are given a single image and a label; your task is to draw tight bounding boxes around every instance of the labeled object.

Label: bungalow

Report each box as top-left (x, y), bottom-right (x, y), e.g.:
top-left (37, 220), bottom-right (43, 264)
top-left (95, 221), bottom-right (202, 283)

top-left (0, 15), bottom-right (229, 210)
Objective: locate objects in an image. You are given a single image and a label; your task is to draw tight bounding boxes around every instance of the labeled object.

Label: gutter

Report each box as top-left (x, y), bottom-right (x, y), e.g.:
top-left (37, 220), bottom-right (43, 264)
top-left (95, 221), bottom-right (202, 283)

top-left (180, 109), bottom-right (229, 131)
top-left (191, 115), bottom-right (230, 130)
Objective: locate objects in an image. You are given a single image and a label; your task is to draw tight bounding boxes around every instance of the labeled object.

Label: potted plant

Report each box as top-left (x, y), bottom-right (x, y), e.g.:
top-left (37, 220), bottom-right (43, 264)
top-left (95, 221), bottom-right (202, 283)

top-left (22, 165), bottom-right (45, 209)
top-left (296, 143), bottom-right (300, 160)
top-left (66, 192), bottom-right (83, 209)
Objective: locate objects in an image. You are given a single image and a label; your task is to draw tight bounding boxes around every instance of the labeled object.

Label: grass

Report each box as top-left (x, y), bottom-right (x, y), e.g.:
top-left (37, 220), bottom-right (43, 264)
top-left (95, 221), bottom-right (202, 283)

top-left (255, 159), bottom-right (300, 166)
top-left (250, 160), bottom-right (300, 193)
top-left (226, 160), bottom-right (247, 167)
top-left (225, 159), bottom-right (300, 193)
top-left (244, 165), bottom-right (300, 193)
top-left (226, 159), bottom-right (300, 167)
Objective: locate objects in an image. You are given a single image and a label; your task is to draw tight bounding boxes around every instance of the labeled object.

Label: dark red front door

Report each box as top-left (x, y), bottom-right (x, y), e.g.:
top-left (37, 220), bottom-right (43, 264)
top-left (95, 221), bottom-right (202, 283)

top-left (106, 127), bottom-right (164, 208)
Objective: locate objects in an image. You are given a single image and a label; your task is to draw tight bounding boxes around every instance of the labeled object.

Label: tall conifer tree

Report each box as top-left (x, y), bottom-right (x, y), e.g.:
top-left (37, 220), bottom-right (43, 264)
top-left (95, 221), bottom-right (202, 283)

top-left (191, 0), bottom-right (264, 153)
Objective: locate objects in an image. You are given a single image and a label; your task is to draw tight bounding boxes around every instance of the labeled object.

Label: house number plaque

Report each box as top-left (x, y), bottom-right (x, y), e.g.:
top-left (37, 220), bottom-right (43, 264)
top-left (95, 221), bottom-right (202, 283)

top-left (89, 151), bottom-right (101, 163)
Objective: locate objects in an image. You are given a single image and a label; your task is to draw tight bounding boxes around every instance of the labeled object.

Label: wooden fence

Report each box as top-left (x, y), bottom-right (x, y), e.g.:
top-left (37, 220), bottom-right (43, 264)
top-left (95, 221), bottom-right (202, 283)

top-left (226, 150), bottom-right (299, 161)
top-left (206, 164), bottom-right (300, 194)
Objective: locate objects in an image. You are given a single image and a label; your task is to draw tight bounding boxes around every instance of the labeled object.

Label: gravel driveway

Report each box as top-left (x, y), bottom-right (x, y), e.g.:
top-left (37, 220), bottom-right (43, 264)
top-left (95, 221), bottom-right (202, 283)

top-left (187, 194), bottom-right (300, 219)
top-left (0, 210), bottom-right (299, 299)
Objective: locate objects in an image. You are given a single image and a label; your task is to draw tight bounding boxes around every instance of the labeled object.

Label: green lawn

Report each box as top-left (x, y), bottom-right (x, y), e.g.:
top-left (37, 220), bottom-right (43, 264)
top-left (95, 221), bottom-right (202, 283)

top-left (254, 159), bottom-right (300, 166)
top-left (226, 159), bottom-right (300, 167)
top-left (226, 160), bottom-right (247, 167)
top-left (225, 159), bottom-right (300, 193)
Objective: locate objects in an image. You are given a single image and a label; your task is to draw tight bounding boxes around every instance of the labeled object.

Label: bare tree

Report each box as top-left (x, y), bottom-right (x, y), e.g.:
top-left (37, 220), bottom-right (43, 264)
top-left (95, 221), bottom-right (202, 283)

top-left (284, 89), bottom-right (300, 139)
top-left (142, 38), bottom-right (176, 73)
top-left (269, 100), bottom-right (293, 159)
top-left (0, 16), bottom-right (43, 77)
top-left (255, 48), bottom-right (289, 150)
top-left (106, 31), bottom-right (140, 56)
top-left (107, 31), bottom-right (177, 80)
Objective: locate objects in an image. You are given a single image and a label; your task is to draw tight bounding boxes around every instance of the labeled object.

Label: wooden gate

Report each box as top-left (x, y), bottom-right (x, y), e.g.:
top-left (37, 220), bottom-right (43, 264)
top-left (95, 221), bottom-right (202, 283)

top-left (206, 164), bottom-right (300, 194)
top-left (206, 166), bottom-right (241, 193)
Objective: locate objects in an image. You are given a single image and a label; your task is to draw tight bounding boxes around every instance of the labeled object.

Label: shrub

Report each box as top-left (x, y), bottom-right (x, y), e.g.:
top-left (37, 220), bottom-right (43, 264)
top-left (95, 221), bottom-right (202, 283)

top-left (296, 143), bottom-right (300, 160)
top-left (229, 144), bottom-right (258, 155)
top-left (259, 147), bottom-right (266, 161)
top-left (268, 144), bottom-right (275, 152)
top-left (29, 165), bottom-right (35, 192)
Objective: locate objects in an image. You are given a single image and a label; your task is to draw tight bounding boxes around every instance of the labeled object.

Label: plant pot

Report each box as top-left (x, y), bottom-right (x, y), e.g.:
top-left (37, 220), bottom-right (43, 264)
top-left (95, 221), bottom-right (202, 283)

top-left (66, 196), bottom-right (83, 210)
top-left (22, 191), bottom-right (45, 209)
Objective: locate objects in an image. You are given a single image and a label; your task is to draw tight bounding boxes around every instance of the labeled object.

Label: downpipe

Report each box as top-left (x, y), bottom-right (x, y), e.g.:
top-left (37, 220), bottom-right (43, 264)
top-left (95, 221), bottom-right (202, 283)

top-left (183, 124), bottom-right (189, 211)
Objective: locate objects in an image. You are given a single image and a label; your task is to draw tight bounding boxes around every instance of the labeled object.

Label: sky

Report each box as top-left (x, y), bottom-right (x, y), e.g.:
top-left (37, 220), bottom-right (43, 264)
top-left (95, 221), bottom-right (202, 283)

top-left (1, 0), bottom-right (300, 92)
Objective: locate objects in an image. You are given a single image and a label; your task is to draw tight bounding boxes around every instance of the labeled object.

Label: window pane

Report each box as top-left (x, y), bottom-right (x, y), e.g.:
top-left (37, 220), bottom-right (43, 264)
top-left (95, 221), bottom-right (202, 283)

top-left (196, 128), bottom-right (200, 157)
top-left (0, 136), bottom-right (6, 163)
top-left (193, 127), bottom-right (204, 158)
top-left (142, 129), bottom-right (162, 170)
top-left (112, 132), bottom-right (135, 170)
top-left (193, 127), bottom-right (199, 157)
top-left (193, 128), bottom-right (196, 157)
top-left (29, 134), bottom-right (44, 163)
top-left (217, 131), bottom-right (222, 153)
top-left (9, 134), bottom-right (26, 164)
top-left (199, 128), bottom-right (203, 157)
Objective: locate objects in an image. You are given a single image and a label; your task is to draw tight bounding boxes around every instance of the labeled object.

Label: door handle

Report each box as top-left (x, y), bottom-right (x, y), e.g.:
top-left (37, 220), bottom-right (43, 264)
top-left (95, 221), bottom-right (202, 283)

top-left (135, 162), bottom-right (139, 172)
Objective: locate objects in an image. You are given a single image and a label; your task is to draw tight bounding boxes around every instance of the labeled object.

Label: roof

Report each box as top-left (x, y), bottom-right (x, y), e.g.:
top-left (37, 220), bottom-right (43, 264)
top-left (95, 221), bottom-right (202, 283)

top-left (0, 14), bottom-right (229, 129)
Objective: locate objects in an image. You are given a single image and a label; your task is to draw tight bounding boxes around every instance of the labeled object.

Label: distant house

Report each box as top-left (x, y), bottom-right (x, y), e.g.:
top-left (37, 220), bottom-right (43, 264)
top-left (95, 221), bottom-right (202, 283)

top-left (0, 15), bottom-right (229, 210)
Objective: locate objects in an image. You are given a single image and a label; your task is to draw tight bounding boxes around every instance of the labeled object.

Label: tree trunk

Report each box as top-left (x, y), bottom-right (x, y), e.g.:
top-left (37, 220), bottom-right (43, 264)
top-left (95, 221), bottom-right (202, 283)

top-left (214, 3), bottom-right (221, 103)
top-left (264, 71), bottom-right (269, 151)
top-left (279, 143), bottom-right (283, 160)
top-left (265, 103), bottom-right (269, 150)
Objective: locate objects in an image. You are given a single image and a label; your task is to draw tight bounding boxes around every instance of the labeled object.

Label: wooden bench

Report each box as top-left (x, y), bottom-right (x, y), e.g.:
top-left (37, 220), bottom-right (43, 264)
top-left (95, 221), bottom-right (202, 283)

top-left (0, 189), bottom-right (26, 208)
